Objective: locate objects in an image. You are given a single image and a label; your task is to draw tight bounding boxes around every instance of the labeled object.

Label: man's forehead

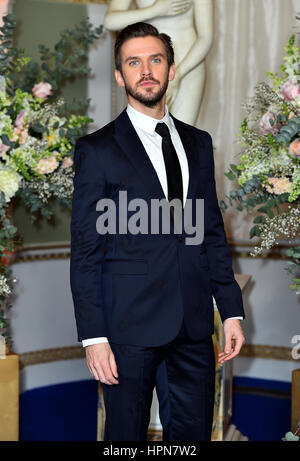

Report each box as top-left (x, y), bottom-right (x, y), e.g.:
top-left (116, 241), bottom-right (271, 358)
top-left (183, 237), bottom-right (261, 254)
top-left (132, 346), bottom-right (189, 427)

top-left (121, 36), bottom-right (166, 59)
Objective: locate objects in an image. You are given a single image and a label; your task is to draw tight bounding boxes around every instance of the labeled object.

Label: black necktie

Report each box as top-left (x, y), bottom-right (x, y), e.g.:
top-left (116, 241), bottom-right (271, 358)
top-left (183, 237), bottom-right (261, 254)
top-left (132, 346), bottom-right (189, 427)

top-left (155, 122), bottom-right (183, 207)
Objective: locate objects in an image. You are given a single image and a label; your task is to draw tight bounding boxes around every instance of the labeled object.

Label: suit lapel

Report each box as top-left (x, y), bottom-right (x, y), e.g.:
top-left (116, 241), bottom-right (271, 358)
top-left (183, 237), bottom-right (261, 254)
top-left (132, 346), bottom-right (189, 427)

top-left (113, 109), bottom-right (166, 201)
top-left (113, 108), bottom-right (205, 206)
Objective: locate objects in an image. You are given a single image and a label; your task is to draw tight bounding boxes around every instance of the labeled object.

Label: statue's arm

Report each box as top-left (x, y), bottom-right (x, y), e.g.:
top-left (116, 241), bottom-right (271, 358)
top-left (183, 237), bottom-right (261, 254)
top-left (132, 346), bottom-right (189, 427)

top-left (104, 0), bottom-right (191, 30)
top-left (105, 0), bottom-right (153, 30)
top-left (176, 0), bottom-right (214, 79)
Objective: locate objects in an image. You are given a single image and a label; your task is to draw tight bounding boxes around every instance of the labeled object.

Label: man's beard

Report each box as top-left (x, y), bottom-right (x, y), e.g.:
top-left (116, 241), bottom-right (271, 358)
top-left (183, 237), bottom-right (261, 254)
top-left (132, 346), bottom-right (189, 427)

top-left (122, 73), bottom-right (169, 108)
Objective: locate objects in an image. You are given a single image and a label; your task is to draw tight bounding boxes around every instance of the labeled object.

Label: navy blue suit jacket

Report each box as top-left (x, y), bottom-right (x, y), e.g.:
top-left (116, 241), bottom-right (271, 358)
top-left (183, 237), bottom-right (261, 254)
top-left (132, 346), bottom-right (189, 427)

top-left (70, 108), bottom-right (245, 346)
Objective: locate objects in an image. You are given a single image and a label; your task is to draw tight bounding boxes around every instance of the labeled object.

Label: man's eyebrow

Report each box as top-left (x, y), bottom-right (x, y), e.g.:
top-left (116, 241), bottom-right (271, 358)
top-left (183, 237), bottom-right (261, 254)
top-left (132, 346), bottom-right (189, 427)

top-left (124, 53), bottom-right (165, 63)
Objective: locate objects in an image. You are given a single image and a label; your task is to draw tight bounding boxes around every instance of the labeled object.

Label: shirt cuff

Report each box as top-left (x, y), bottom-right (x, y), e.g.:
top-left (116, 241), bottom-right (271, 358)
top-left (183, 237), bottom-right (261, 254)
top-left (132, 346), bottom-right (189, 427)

top-left (82, 337), bottom-right (109, 347)
top-left (224, 316), bottom-right (243, 321)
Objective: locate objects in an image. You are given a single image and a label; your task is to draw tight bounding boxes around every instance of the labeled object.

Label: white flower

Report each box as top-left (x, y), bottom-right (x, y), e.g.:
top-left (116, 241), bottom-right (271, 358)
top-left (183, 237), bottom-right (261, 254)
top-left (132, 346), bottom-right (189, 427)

top-left (0, 113), bottom-right (13, 135)
top-left (294, 97), bottom-right (300, 109)
top-left (0, 167), bottom-right (21, 202)
top-left (0, 274), bottom-right (11, 296)
top-left (48, 116), bottom-right (65, 130)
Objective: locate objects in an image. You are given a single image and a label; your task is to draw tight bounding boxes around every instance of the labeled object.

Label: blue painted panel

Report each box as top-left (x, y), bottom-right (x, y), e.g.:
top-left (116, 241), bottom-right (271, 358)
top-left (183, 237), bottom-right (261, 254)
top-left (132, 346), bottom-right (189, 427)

top-left (232, 376), bottom-right (292, 441)
top-left (20, 380), bottom-right (98, 441)
top-left (19, 376), bottom-right (293, 441)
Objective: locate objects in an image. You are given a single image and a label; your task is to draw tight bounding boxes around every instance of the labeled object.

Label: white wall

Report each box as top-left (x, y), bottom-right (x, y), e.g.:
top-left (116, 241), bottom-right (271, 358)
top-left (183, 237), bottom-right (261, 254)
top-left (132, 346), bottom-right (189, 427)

top-left (232, 254), bottom-right (300, 382)
top-left (87, 3), bottom-right (112, 132)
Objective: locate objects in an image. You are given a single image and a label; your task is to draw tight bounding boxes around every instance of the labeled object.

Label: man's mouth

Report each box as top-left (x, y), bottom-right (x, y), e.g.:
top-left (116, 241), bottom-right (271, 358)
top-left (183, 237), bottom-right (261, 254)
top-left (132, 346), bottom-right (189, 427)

top-left (139, 81), bottom-right (157, 87)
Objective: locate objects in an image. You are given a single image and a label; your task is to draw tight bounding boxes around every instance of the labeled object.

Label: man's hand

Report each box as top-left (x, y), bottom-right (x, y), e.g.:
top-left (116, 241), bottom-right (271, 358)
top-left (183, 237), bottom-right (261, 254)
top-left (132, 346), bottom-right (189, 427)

top-left (85, 343), bottom-right (119, 385)
top-left (218, 318), bottom-right (245, 364)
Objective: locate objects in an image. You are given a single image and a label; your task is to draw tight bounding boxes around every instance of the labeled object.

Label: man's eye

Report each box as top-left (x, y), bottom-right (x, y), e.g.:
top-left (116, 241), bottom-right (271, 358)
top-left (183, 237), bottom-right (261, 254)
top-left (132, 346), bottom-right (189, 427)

top-left (129, 61), bottom-right (138, 66)
top-left (152, 58), bottom-right (161, 63)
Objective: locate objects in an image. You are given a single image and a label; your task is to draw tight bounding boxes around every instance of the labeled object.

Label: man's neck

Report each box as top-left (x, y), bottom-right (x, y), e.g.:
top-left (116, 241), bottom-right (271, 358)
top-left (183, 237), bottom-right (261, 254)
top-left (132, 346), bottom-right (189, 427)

top-left (127, 97), bottom-right (166, 120)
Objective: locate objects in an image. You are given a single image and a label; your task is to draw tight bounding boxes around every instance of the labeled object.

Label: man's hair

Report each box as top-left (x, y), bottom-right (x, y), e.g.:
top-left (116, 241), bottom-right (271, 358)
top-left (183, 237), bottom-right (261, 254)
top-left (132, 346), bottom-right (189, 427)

top-left (114, 22), bottom-right (174, 72)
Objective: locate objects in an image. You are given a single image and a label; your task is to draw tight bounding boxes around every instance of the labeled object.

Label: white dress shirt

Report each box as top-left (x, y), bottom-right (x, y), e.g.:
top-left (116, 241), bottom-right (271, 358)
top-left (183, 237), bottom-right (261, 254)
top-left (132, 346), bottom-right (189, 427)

top-left (82, 104), bottom-right (242, 347)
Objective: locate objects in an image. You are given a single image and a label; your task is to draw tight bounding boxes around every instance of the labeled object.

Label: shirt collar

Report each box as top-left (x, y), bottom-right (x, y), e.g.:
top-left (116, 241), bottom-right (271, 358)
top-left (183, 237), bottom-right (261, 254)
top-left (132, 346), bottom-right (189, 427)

top-left (126, 103), bottom-right (174, 136)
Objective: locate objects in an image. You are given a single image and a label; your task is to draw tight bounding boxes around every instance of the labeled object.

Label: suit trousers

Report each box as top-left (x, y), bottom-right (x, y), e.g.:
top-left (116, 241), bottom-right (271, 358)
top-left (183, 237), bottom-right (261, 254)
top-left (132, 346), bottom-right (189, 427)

top-left (102, 320), bottom-right (216, 441)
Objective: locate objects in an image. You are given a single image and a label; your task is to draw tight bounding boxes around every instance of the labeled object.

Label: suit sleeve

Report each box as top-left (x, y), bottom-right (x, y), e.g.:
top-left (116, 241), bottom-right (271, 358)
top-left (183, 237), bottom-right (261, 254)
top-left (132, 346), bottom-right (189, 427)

top-left (70, 138), bottom-right (108, 341)
top-left (203, 132), bottom-right (245, 322)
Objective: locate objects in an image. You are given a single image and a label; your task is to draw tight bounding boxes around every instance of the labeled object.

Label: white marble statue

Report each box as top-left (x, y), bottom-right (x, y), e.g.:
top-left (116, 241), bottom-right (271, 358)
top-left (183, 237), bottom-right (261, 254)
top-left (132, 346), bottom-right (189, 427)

top-left (104, 0), bottom-right (214, 125)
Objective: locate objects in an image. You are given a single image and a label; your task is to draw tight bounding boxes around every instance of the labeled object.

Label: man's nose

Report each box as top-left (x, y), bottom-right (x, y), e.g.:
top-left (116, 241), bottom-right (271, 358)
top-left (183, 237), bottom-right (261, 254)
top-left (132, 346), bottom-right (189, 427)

top-left (141, 61), bottom-right (152, 78)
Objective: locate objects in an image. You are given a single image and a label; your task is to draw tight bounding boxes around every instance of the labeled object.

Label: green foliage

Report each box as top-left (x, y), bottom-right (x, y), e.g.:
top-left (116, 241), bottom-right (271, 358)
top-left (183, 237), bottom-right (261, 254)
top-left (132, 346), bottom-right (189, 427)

top-left (0, 14), bottom-right (103, 113)
top-left (286, 246), bottom-right (300, 294)
top-left (266, 71), bottom-right (283, 89)
top-left (0, 194), bottom-right (17, 252)
top-left (275, 116), bottom-right (300, 146)
top-left (38, 19), bottom-right (103, 93)
top-left (0, 14), bottom-right (17, 71)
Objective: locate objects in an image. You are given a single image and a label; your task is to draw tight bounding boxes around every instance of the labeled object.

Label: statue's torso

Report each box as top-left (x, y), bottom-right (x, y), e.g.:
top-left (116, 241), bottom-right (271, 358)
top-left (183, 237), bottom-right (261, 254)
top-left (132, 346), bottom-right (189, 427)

top-left (135, 0), bottom-right (197, 62)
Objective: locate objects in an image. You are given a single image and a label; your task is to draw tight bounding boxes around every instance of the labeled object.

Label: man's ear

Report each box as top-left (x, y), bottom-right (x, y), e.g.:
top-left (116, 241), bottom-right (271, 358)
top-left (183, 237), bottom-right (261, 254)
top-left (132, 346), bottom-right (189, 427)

top-left (168, 63), bottom-right (176, 82)
top-left (115, 69), bottom-right (125, 88)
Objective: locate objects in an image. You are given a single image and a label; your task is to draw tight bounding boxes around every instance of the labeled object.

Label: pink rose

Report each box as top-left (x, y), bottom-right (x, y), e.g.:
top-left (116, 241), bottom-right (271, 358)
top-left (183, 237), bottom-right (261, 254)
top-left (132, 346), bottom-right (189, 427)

top-left (289, 138), bottom-right (300, 156)
top-left (15, 110), bottom-right (26, 128)
top-left (11, 110), bottom-right (29, 144)
top-left (32, 82), bottom-right (52, 99)
top-left (280, 79), bottom-right (300, 101)
top-left (265, 177), bottom-right (292, 195)
top-left (35, 156), bottom-right (59, 174)
top-left (0, 139), bottom-right (10, 155)
top-left (62, 157), bottom-right (73, 169)
top-left (260, 111), bottom-right (279, 135)
top-left (19, 127), bottom-right (29, 145)
top-left (11, 126), bottom-right (29, 144)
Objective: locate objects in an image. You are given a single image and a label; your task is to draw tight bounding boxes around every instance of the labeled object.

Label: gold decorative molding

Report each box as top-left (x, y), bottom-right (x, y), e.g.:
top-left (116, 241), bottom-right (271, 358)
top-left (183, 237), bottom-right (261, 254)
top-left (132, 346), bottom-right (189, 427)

top-left (241, 344), bottom-right (298, 361)
top-left (16, 243), bottom-right (70, 251)
top-left (12, 240), bottom-right (299, 263)
top-left (14, 252), bottom-right (70, 264)
top-left (19, 345), bottom-right (85, 370)
top-left (43, 0), bottom-right (108, 4)
top-left (18, 343), bottom-right (300, 370)
top-left (12, 243), bottom-right (70, 263)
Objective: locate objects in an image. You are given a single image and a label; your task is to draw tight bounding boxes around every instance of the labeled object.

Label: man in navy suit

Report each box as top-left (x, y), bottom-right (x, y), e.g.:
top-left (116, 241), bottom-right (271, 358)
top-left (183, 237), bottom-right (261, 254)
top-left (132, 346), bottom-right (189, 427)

top-left (70, 22), bottom-right (245, 441)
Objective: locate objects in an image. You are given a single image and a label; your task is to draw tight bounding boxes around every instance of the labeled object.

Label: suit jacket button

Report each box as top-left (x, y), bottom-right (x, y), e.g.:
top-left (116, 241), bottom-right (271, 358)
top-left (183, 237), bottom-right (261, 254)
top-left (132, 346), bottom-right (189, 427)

top-left (178, 236), bottom-right (183, 242)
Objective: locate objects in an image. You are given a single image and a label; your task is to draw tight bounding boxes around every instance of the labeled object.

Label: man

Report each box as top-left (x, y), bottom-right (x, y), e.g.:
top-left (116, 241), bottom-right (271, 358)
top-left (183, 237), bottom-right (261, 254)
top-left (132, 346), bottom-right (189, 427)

top-left (70, 22), bottom-right (245, 442)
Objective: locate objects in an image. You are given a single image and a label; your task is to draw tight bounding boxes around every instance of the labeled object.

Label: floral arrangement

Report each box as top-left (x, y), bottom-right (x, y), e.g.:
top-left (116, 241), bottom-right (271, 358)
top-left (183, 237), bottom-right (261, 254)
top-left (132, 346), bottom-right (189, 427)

top-left (221, 34), bottom-right (300, 295)
top-left (0, 14), bottom-right (103, 345)
top-left (282, 417), bottom-right (300, 441)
